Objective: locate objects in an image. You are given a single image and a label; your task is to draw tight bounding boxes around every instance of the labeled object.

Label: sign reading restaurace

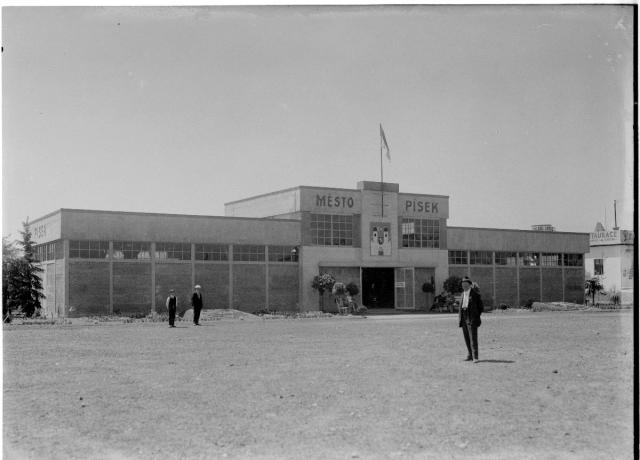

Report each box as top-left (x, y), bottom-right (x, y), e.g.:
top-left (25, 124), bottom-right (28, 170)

top-left (590, 229), bottom-right (634, 246)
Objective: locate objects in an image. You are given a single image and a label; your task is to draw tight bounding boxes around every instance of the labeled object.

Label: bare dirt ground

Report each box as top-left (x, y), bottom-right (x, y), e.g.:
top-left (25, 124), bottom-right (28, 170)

top-left (3, 311), bottom-right (634, 460)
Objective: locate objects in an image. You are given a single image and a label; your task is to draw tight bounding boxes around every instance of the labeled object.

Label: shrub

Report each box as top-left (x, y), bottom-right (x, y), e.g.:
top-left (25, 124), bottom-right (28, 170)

top-left (421, 282), bottom-right (434, 293)
top-left (332, 282), bottom-right (347, 296)
top-left (443, 275), bottom-right (463, 295)
top-left (311, 273), bottom-right (336, 295)
top-left (499, 303), bottom-right (510, 310)
top-left (523, 298), bottom-right (535, 309)
top-left (431, 292), bottom-right (457, 312)
top-left (346, 282), bottom-right (359, 296)
top-left (584, 277), bottom-right (604, 305)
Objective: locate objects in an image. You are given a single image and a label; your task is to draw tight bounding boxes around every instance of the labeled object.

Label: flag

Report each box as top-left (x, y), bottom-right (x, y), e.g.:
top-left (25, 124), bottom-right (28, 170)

top-left (380, 124), bottom-right (390, 160)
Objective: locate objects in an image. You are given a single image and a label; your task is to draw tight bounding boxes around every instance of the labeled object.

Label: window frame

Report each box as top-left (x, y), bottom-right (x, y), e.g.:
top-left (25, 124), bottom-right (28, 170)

top-left (495, 251), bottom-right (517, 266)
top-left (112, 241), bottom-right (151, 260)
top-left (401, 218), bottom-right (440, 249)
top-left (69, 240), bottom-right (109, 259)
top-left (155, 242), bottom-right (192, 261)
top-left (469, 250), bottom-right (493, 265)
top-left (563, 253), bottom-right (584, 267)
top-left (268, 245), bottom-right (299, 263)
top-left (593, 258), bottom-right (604, 275)
top-left (195, 243), bottom-right (229, 261)
top-left (448, 250), bottom-right (468, 265)
top-left (233, 244), bottom-right (266, 262)
top-left (310, 213), bottom-right (353, 247)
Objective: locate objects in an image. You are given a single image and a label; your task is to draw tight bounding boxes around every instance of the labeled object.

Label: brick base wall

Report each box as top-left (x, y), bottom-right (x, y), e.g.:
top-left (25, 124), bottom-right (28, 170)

top-left (268, 265), bottom-right (299, 311)
top-left (519, 268), bottom-right (541, 305)
top-left (565, 269), bottom-right (585, 304)
top-left (470, 267), bottom-right (494, 308)
top-left (232, 264), bottom-right (266, 312)
top-left (541, 268), bottom-right (563, 302)
top-left (495, 267), bottom-right (518, 307)
top-left (155, 263), bottom-right (192, 313)
top-left (195, 264), bottom-right (230, 310)
top-left (69, 262), bottom-right (110, 316)
top-left (113, 263), bottom-right (152, 315)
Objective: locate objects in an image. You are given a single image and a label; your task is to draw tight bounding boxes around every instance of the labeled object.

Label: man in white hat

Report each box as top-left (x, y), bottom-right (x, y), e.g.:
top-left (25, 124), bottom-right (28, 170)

top-left (191, 285), bottom-right (203, 326)
top-left (458, 276), bottom-right (484, 363)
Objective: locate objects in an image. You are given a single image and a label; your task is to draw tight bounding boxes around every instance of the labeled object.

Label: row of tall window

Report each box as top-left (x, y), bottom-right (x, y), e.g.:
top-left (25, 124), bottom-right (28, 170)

top-left (62, 241), bottom-right (299, 262)
top-left (448, 250), bottom-right (583, 267)
top-left (401, 218), bottom-right (440, 248)
top-left (310, 214), bottom-right (353, 246)
top-left (309, 214), bottom-right (442, 248)
top-left (35, 241), bottom-right (60, 261)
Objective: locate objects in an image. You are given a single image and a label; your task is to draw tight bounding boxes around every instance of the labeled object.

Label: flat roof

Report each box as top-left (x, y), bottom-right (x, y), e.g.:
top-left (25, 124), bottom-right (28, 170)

top-left (30, 208), bottom-right (301, 224)
top-left (447, 225), bottom-right (588, 236)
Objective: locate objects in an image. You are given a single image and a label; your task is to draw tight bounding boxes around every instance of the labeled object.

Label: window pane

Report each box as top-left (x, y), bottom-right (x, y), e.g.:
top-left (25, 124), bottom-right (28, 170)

top-left (520, 252), bottom-right (539, 266)
top-left (69, 240), bottom-right (108, 259)
top-left (310, 214), bottom-right (353, 247)
top-left (594, 258), bottom-right (604, 275)
top-left (195, 243), bottom-right (228, 261)
top-left (470, 251), bottom-right (492, 265)
top-left (495, 252), bottom-right (517, 266)
top-left (541, 253), bottom-right (561, 266)
top-left (448, 250), bottom-right (468, 265)
top-left (234, 245), bottom-right (265, 262)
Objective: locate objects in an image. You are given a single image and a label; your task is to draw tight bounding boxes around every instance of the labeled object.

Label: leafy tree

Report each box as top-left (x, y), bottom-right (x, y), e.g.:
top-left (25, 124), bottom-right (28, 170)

top-left (443, 275), bottom-right (463, 295)
top-left (4, 221), bottom-right (45, 318)
top-left (585, 277), bottom-right (604, 306)
top-left (2, 236), bottom-right (20, 320)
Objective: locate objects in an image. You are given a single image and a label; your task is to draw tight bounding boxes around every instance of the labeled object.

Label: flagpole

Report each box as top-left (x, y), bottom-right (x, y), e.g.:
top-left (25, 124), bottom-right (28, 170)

top-left (380, 132), bottom-right (384, 218)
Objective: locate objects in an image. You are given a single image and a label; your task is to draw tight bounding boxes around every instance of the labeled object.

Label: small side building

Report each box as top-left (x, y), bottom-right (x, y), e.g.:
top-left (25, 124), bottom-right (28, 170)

top-left (584, 224), bottom-right (635, 304)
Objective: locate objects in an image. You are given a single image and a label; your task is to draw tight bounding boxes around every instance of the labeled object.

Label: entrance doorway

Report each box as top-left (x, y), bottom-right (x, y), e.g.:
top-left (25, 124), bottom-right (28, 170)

top-left (362, 268), bottom-right (395, 309)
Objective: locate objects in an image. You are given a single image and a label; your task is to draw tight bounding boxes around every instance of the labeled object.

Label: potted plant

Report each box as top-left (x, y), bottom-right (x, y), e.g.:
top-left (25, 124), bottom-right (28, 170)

top-left (311, 273), bottom-right (336, 312)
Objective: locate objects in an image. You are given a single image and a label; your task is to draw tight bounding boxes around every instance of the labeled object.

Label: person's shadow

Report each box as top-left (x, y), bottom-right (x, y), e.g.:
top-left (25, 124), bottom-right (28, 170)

top-left (477, 359), bottom-right (515, 364)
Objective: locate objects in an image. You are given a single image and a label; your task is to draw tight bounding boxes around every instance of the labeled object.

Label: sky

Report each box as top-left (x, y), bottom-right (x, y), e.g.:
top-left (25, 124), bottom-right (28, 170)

top-left (2, 5), bottom-right (635, 239)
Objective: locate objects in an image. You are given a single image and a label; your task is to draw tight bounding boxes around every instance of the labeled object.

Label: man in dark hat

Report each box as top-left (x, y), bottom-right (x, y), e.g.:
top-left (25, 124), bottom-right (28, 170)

top-left (191, 285), bottom-right (203, 326)
top-left (166, 289), bottom-right (177, 328)
top-left (458, 276), bottom-right (484, 363)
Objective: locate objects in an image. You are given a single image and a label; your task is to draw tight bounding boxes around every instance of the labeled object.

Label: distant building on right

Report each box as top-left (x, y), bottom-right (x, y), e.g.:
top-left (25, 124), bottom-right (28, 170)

top-left (584, 223), bottom-right (635, 304)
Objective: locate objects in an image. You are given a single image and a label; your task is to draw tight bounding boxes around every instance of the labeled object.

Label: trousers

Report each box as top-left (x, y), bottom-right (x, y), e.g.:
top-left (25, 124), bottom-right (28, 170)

top-left (168, 306), bottom-right (176, 326)
top-left (461, 309), bottom-right (478, 359)
top-left (193, 306), bottom-right (201, 325)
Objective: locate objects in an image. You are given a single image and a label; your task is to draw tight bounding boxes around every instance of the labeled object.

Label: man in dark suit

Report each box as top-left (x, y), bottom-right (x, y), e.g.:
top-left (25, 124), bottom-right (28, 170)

top-left (191, 284), bottom-right (203, 326)
top-left (458, 276), bottom-right (484, 363)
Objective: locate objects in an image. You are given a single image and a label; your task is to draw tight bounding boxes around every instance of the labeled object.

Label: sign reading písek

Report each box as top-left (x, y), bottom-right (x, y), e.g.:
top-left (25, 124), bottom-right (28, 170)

top-left (399, 194), bottom-right (449, 219)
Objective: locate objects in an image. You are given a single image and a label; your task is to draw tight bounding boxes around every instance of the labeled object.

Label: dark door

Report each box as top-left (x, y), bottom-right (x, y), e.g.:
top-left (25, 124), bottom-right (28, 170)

top-left (362, 268), bottom-right (395, 308)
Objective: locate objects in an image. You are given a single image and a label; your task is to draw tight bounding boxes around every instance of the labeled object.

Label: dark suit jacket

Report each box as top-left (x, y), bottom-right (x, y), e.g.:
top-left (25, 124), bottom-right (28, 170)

top-left (458, 288), bottom-right (484, 328)
top-left (191, 292), bottom-right (203, 309)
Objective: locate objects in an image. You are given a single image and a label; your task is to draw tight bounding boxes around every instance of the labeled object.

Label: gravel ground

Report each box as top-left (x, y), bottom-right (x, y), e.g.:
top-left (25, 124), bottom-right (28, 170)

top-left (3, 311), bottom-right (634, 460)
